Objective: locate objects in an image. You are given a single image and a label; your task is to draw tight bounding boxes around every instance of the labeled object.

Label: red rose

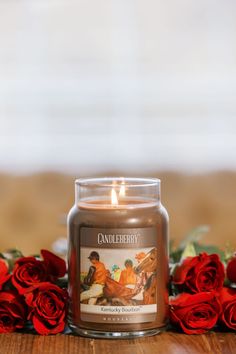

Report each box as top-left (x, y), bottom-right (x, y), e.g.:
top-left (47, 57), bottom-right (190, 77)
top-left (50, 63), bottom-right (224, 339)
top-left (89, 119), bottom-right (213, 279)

top-left (226, 255), bottom-right (236, 283)
top-left (173, 253), bottom-right (225, 293)
top-left (0, 258), bottom-right (11, 290)
top-left (0, 291), bottom-right (26, 333)
top-left (12, 250), bottom-right (66, 294)
top-left (219, 287), bottom-right (236, 330)
top-left (24, 282), bottom-right (68, 335)
top-left (170, 292), bottom-right (221, 334)
top-left (12, 257), bottom-right (47, 294)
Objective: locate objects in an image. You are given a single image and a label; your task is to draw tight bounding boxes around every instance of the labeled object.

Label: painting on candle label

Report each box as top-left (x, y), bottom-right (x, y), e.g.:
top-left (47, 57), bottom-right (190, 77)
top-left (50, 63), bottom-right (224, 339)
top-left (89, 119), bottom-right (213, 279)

top-left (79, 227), bottom-right (158, 323)
top-left (80, 247), bottom-right (157, 323)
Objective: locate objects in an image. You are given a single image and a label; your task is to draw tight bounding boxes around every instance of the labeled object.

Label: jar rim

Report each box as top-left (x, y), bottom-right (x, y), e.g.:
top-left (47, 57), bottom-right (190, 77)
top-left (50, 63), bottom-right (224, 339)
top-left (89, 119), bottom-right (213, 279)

top-left (75, 177), bottom-right (161, 188)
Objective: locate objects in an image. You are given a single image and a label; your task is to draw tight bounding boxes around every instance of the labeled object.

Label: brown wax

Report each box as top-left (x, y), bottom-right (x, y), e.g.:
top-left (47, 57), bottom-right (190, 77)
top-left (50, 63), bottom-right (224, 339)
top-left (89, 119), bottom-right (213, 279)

top-left (68, 199), bottom-right (169, 333)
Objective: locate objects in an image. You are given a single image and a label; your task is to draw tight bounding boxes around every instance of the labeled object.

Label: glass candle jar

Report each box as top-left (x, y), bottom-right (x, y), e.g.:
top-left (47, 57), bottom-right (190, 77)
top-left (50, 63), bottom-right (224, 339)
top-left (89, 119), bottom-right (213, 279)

top-left (67, 177), bottom-right (169, 339)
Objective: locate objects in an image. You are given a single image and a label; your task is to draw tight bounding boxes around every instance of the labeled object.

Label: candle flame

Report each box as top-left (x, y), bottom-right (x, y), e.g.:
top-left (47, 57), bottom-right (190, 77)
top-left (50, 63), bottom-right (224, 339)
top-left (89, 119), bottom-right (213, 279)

top-left (119, 179), bottom-right (126, 197)
top-left (111, 188), bottom-right (118, 205)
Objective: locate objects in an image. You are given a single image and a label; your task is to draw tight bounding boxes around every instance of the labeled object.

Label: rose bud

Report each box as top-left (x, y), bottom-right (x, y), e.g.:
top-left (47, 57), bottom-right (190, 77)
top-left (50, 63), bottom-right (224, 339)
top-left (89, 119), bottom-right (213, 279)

top-left (173, 253), bottom-right (225, 293)
top-left (219, 287), bottom-right (236, 330)
top-left (0, 292), bottom-right (26, 333)
top-left (0, 258), bottom-right (11, 290)
top-left (24, 282), bottom-right (68, 335)
top-left (226, 255), bottom-right (236, 283)
top-left (170, 291), bottom-right (221, 334)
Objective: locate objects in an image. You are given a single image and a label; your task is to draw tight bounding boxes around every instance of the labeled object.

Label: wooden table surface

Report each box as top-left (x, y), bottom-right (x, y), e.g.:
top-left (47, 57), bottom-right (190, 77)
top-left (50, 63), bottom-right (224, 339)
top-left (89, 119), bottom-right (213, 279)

top-left (0, 331), bottom-right (235, 354)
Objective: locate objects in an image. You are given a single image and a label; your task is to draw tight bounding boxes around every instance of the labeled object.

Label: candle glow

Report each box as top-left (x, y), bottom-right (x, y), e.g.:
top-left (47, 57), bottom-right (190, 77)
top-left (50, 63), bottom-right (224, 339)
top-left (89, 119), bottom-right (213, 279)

top-left (111, 188), bottom-right (118, 205)
top-left (119, 179), bottom-right (126, 198)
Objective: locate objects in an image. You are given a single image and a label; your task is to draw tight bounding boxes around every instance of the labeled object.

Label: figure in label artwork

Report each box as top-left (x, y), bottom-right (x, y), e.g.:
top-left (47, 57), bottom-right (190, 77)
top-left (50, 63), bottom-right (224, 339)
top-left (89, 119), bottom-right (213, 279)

top-left (80, 251), bottom-right (108, 305)
top-left (111, 264), bottom-right (121, 282)
top-left (119, 259), bottom-right (137, 287)
top-left (80, 247), bottom-right (157, 306)
top-left (134, 248), bottom-right (158, 304)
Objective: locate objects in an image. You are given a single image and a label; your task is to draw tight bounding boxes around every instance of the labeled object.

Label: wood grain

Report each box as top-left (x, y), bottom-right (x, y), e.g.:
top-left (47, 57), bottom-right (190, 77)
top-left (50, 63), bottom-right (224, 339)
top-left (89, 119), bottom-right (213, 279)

top-left (1, 172), bottom-right (236, 255)
top-left (0, 332), bottom-right (235, 354)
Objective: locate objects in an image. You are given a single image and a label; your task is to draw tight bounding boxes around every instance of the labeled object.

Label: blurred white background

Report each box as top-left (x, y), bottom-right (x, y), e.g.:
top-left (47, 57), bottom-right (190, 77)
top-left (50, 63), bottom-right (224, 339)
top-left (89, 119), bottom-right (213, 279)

top-left (0, 0), bottom-right (236, 174)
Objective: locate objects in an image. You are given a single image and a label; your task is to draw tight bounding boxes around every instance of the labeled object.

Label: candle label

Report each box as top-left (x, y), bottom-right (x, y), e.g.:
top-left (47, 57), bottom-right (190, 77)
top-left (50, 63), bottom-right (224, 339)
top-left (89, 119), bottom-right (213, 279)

top-left (79, 227), bottom-right (158, 324)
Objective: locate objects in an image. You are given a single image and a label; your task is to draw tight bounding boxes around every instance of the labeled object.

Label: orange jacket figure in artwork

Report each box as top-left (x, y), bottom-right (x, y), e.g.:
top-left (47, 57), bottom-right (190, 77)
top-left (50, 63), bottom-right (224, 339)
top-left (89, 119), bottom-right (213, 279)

top-left (92, 259), bottom-right (107, 285)
top-left (119, 259), bottom-right (137, 286)
top-left (80, 251), bottom-right (107, 304)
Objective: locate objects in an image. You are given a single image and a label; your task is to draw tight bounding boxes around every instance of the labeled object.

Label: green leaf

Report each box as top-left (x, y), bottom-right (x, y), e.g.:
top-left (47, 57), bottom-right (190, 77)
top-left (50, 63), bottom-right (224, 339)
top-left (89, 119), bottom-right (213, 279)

top-left (31, 254), bottom-right (41, 259)
top-left (224, 242), bottom-right (235, 262)
top-left (193, 242), bottom-right (225, 261)
top-left (180, 242), bottom-right (197, 261)
top-left (169, 248), bottom-right (183, 263)
top-left (5, 249), bottom-right (24, 259)
top-left (179, 225), bottom-right (210, 250)
top-left (56, 276), bottom-right (68, 288)
top-left (7, 259), bottom-right (16, 272)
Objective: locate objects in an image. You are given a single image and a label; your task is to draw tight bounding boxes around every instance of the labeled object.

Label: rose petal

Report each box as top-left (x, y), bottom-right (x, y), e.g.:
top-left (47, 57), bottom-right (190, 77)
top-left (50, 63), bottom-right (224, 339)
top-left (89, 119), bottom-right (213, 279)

top-left (33, 314), bottom-right (65, 335)
top-left (170, 291), bottom-right (221, 334)
top-left (41, 250), bottom-right (66, 278)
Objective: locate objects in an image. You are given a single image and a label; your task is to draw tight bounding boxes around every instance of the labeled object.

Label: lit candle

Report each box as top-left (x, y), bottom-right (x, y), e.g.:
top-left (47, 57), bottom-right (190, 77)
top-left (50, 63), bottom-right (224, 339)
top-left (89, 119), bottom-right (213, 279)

top-left (119, 178), bottom-right (126, 198)
top-left (111, 188), bottom-right (118, 205)
top-left (67, 177), bottom-right (169, 339)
